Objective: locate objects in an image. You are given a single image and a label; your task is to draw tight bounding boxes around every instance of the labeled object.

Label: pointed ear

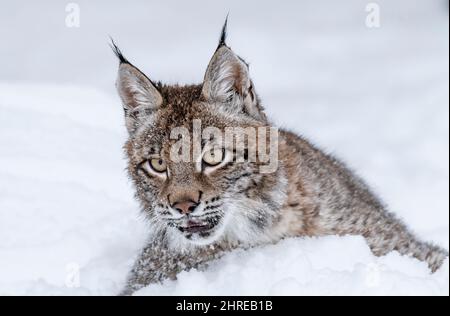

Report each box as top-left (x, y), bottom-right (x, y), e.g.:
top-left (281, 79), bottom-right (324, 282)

top-left (202, 46), bottom-right (265, 121)
top-left (112, 42), bottom-right (163, 134)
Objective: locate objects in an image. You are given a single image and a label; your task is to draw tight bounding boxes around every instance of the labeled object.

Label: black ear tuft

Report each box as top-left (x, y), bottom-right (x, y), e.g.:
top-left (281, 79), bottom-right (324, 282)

top-left (218, 14), bottom-right (229, 48)
top-left (109, 37), bottom-right (129, 64)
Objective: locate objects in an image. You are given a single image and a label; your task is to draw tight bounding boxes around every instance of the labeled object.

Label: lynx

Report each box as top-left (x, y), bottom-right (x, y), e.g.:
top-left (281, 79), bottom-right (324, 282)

top-left (112, 21), bottom-right (448, 295)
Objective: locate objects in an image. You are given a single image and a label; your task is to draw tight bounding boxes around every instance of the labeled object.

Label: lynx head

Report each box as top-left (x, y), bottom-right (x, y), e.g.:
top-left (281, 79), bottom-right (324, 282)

top-left (113, 21), bottom-right (287, 249)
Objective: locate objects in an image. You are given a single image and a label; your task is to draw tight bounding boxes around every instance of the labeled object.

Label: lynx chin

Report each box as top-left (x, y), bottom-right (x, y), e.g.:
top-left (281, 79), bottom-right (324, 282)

top-left (112, 20), bottom-right (448, 295)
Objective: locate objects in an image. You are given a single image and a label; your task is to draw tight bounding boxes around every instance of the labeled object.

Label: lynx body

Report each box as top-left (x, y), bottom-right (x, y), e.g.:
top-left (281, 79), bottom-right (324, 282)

top-left (112, 22), bottom-right (448, 295)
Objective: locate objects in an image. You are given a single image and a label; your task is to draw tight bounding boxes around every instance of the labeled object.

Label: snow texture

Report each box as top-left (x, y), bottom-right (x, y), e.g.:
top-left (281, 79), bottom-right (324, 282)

top-left (0, 0), bottom-right (448, 295)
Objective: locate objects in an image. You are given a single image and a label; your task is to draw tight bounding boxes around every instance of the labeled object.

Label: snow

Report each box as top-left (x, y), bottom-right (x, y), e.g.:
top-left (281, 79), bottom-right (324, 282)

top-left (0, 0), bottom-right (448, 296)
top-left (137, 237), bottom-right (449, 296)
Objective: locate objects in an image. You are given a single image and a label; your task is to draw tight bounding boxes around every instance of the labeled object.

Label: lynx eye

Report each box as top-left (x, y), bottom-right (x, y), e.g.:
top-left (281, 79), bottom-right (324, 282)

top-left (202, 148), bottom-right (225, 167)
top-left (149, 158), bottom-right (167, 173)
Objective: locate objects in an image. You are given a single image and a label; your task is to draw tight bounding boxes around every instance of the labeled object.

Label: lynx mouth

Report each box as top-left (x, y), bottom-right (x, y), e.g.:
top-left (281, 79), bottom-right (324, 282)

top-left (178, 220), bottom-right (215, 234)
top-left (176, 216), bottom-right (222, 240)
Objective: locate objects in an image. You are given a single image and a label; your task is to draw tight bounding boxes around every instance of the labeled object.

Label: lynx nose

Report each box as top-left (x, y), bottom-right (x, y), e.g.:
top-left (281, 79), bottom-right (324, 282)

top-left (172, 200), bottom-right (198, 215)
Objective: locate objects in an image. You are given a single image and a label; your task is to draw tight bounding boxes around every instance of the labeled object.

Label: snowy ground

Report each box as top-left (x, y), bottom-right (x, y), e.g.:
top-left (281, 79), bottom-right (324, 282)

top-left (0, 0), bottom-right (448, 295)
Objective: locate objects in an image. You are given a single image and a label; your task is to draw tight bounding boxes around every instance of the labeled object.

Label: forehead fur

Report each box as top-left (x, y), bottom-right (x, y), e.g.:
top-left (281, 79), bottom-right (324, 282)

top-left (143, 83), bottom-right (263, 134)
top-left (127, 82), bottom-right (268, 163)
top-left (157, 84), bottom-right (204, 125)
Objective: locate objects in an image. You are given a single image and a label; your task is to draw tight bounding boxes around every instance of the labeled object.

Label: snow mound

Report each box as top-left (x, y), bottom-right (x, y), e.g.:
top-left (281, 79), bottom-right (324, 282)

top-left (136, 236), bottom-right (449, 296)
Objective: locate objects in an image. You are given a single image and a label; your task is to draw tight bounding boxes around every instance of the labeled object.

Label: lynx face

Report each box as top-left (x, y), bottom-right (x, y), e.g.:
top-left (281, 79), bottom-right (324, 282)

top-left (114, 34), bottom-right (286, 248)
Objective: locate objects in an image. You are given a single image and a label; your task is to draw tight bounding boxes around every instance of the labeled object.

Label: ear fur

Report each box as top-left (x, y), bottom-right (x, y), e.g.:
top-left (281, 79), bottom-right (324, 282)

top-left (202, 20), bottom-right (266, 121)
top-left (111, 40), bottom-right (163, 134)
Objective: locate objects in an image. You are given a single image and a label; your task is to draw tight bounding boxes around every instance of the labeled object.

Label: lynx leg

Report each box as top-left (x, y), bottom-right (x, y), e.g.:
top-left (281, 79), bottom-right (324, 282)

top-left (120, 240), bottom-right (230, 296)
top-left (331, 207), bottom-right (448, 272)
top-left (362, 211), bottom-right (448, 272)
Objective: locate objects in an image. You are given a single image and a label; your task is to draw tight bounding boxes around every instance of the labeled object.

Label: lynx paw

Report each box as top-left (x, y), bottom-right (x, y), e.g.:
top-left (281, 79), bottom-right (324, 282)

top-left (426, 246), bottom-right (448, 273)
